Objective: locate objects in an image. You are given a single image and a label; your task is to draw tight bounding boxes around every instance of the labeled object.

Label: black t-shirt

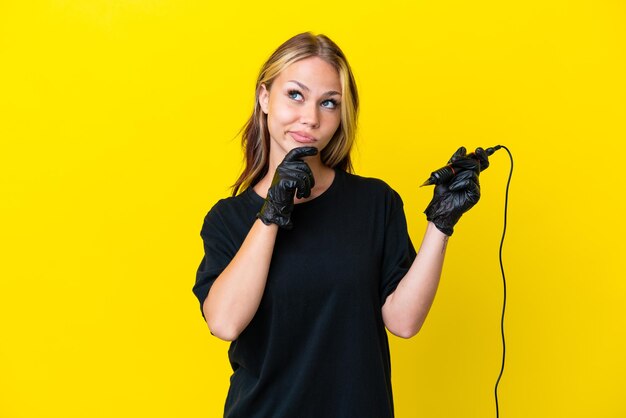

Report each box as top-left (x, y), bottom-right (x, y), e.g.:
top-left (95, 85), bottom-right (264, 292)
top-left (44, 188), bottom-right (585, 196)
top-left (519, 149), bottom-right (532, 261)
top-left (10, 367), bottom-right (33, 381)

top-left (193, 168), bottom-right (417, 418)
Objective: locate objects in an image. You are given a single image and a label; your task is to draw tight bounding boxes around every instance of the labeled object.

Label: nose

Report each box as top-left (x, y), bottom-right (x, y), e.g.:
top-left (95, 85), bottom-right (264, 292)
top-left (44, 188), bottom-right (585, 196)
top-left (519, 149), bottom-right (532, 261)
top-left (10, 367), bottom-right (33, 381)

top-left (299, 102), bottom-right (320, 128)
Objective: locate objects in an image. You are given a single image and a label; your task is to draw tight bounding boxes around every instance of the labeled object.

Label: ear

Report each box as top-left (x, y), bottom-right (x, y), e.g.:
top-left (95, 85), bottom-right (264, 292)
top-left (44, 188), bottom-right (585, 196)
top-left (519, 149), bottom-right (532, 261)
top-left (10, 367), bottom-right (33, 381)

top-left (259, 83), bottom-right (269, 114)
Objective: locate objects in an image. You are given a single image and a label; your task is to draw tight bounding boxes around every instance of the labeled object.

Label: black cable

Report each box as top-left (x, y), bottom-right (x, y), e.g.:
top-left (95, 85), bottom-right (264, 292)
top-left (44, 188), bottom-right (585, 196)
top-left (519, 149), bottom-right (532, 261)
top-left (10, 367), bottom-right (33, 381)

top-left (494, 145), bottom-right (513, 418)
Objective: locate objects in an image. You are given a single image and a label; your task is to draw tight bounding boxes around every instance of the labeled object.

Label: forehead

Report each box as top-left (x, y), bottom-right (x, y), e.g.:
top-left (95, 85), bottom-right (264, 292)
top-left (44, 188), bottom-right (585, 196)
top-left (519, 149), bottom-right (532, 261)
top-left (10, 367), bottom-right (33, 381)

top-left (275, 57), bottom-right (341, 91)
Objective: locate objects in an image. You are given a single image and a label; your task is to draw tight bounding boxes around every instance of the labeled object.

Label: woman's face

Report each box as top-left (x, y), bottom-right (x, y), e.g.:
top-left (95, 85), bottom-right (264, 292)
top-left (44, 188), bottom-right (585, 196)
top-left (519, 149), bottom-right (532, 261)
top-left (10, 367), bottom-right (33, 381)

top-left (259, 56), bottom-right (342, 162)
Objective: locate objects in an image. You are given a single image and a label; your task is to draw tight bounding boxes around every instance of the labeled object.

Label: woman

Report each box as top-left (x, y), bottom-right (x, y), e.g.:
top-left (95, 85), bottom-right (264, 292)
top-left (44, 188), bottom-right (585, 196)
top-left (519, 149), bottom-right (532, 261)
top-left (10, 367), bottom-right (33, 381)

top-left (193, 32), bottom-right (488, 418)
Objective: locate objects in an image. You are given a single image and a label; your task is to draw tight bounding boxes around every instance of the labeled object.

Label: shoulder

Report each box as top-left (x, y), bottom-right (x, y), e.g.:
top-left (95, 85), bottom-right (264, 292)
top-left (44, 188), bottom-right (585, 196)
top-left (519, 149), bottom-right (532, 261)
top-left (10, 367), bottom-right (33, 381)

top-left (337, 170), bottom-right (404, 203)
top-left (333, 170), bottom-right (409, 229)
top-left (208, 190), bottom-right (250, 213)
top-left (201, 189), bottom-right (261, 234)
top-left (208, 188), bottom-right (261, 214)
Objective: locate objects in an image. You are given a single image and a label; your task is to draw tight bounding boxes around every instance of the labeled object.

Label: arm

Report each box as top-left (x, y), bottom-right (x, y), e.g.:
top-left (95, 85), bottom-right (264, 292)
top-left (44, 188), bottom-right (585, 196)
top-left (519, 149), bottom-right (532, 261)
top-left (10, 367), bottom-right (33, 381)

top-left (203, 147), bottom-right (317, 341)
top-left (204, 220), bottom-right (278, 341)
top-left (382, 146), bottom-right (490, 338)
top-left (381, 222), bottom-right (448, 339)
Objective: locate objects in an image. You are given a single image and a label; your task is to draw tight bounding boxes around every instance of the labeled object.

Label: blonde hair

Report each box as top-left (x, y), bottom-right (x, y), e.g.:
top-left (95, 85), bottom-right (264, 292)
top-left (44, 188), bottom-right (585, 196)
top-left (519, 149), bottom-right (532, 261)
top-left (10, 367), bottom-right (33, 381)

top-left (232, 32), bottom-right (359, 196)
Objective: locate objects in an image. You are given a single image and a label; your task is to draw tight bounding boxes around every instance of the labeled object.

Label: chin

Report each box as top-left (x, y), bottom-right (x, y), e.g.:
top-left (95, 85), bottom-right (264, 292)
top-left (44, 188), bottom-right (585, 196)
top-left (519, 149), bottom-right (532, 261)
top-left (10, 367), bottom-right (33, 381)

top-left (271, 137), bottom-right (327, 159)
top-left (284, 140), bottom-right (319, 152)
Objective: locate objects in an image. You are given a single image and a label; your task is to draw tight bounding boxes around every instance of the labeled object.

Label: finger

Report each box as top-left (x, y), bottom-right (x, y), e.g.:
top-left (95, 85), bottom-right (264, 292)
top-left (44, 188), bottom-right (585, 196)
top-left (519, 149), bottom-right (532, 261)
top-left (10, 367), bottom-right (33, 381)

top-left (474, 147), bottom-right (490, 172)
top-left (284, 146), bottom-right (318, 162)
top-left (282, 167), bottom-right (311, 193)
top-left (294, 174), bottom-right (312, 198)
top-left (448, 146), bottom-right (467, 164)
top-left (276, 172), bottom-right (306, 199)
top-left (432, 182), bottom-right (450, 198)
top-left (275, 176), bottom-right (298, 195)
top-left (448, 170), bottom-right (476, 192)
top-left (284, 161), bottom-right (315, 192)
top-left (465, 179), bottom-right (481, 204)
top-left (280, 160), bottom-right (315, 198)
top-left (295, 169), bottom-right (314, 198)
top-left (450, 158), bottom-right (479, 173)
top-left (296, 186), bottom-right (311, 199)
top-left (294, 161), bottom-right (315, 190)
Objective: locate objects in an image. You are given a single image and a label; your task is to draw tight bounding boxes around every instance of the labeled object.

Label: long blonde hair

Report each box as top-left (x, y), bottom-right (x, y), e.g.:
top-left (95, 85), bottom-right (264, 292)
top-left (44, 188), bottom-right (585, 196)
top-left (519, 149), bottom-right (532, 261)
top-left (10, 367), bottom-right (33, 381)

top-left (232, 32), bottom-right (359, 196)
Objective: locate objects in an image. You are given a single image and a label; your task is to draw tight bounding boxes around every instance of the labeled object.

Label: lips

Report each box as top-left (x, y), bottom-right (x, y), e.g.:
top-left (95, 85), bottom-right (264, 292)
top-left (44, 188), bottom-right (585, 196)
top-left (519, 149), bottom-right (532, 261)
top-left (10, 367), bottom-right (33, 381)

top-left (289, 131), bottom-right (317, 143)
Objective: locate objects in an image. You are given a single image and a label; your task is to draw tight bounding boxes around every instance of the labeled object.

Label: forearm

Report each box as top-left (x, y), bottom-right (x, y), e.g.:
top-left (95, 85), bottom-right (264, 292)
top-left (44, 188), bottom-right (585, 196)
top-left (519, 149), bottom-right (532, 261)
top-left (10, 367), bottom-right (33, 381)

top-left (204, 219), bottom-right (278, 341)
top-left (382, 222), bottom-right (449, 338)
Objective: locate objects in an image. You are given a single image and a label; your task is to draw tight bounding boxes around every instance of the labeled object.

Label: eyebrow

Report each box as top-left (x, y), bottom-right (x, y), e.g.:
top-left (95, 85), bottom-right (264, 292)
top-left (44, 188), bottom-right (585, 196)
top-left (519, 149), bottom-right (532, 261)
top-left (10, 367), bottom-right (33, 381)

top-left (287, 80), bottom-right (341, 97)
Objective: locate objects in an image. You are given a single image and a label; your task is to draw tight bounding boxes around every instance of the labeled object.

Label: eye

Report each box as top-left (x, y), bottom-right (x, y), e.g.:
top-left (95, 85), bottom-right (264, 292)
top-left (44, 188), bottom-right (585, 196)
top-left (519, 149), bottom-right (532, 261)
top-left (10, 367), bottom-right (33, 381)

top-left (321, 99), bottom-right (339, 110)
top-left (287, 89), bottom-right (303, 101)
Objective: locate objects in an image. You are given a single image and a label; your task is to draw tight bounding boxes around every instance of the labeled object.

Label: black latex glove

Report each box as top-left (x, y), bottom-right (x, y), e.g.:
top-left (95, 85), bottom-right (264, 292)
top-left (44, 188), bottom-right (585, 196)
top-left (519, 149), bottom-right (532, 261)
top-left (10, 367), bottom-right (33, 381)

top-left (424, 146), bottom-right (490, 236)
top-left (256, 147), bottom-right (318, 229)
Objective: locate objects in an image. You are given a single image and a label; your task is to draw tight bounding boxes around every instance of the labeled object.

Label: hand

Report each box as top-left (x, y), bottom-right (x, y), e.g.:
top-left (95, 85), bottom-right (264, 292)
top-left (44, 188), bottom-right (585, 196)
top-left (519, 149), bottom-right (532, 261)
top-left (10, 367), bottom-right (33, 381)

top-left (424, 146), bottom-right (489, 236)
top-left (256, 147), bottom-right (318, 229)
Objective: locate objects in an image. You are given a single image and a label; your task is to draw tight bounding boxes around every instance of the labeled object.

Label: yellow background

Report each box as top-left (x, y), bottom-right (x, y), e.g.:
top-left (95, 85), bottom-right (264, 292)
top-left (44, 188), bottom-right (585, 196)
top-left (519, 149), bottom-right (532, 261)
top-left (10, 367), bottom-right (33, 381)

top-left (1, 0), bottom-right (625, 417)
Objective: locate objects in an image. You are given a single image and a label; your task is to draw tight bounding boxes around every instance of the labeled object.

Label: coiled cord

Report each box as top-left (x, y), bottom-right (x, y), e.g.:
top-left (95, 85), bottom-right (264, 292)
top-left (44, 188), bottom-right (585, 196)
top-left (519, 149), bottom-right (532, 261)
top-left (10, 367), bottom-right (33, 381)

top-left (494, 145), bottom-right (513, 418)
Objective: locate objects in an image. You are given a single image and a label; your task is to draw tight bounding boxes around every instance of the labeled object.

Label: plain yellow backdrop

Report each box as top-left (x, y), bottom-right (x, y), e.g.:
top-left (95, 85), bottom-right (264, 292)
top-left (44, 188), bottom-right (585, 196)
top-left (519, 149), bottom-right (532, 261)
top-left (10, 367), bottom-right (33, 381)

top-left (1, 0), bottom-right (625, 417)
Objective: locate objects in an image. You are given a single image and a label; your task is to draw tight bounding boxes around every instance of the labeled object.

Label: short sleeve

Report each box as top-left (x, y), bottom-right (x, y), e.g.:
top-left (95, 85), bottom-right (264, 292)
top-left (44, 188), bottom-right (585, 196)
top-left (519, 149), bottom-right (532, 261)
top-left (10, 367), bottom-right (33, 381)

top-left (379, 190), bottom-right (417, 307)
top-left (192, 204), bottom-right (236, 319)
